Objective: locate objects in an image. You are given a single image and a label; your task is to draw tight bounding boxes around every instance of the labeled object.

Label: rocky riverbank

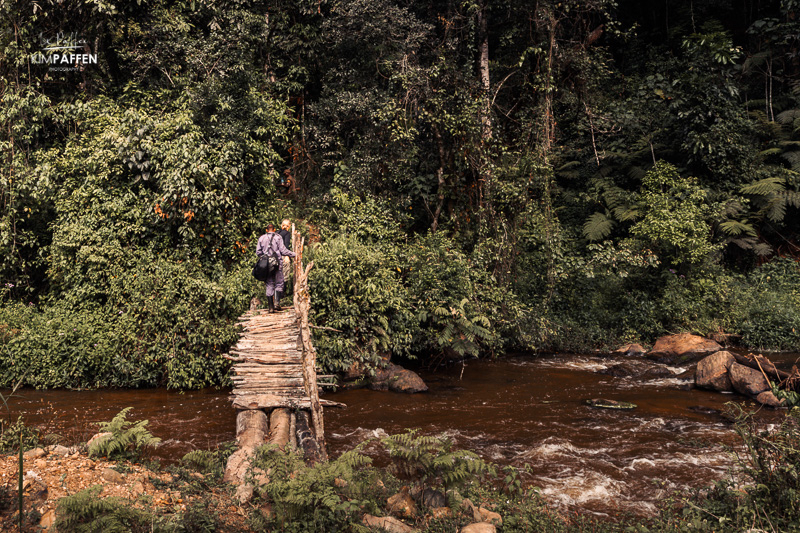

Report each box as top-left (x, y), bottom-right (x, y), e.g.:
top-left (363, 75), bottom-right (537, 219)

top-left (1, 439), bottom-right (508, 533)
top-left (612, 332), bottom-right (798, 408)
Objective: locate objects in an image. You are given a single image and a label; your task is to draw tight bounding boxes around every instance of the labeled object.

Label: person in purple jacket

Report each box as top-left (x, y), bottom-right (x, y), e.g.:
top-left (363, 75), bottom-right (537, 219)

top-left (256, 224), bottom-right (296, 312)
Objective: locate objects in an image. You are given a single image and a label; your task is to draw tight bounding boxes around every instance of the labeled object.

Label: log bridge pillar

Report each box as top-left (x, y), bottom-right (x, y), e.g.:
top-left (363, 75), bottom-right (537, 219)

top-left (223, 229), bottom-right (344, 501)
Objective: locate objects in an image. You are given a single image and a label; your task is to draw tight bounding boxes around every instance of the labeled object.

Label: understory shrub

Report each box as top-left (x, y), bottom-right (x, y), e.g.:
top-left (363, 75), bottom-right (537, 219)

top-left (654, 265), bottom-right (737, 335)
top-left (306, 236), bottom-right (414, 373)
top-left (0, 254), bottom-right (253, 389)
top-left (0, 416), bottom-right (40, 453)
top-left (249, 443), bottom-right (383, 532)
top-left (405, 233), bottom-right (507, 359)
top-left (733, 257), bottom-right (800, 351)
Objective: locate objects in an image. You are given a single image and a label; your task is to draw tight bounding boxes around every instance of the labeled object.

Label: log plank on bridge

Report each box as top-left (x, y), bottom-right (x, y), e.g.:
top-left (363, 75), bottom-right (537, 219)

top-left (232, 394), bottom-right (346, 410)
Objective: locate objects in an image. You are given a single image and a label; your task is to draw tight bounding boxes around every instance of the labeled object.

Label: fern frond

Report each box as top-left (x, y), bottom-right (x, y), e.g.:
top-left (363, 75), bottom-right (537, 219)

top-left (785, 190), bottom-right (800, 208)
top-left (626, 166), bottom-right (647, 181)
top-left (718, 220), bottom-right (757, 237)
top-left (765, 197), bottom-right (788, 222)
top-left (89, 408), bottom-right (161, 460)
top-left (753, 242), bottom-right (773, 256)
top-left (759, 147), bottom-right (783, 157)
top-left (557, 161), bottom-right (581, 171)
top-left (777, 109), bottom-right (800, 124)
top-left (583, 212), bottom-right (614, 241)
top-left (741, 176), bottom-right (786, 196)
top-left (614, 205), bottom-right (641, 222)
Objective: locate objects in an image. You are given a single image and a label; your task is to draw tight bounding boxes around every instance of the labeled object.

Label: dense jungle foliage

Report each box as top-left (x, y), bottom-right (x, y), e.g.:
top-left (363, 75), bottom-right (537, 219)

top-left (1, 0), bottom-right (799, 388)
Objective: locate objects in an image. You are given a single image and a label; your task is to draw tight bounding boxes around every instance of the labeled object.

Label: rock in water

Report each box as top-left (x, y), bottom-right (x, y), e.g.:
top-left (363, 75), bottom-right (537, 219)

top-left (369, 363), bottom-right (428, 393)
top-left (695, 351), bottom-right (735, 392)
top-left (598, 363), bottom-right (639, 378)
top-left (585, 398), bottom-right (637, 410)
top-left (729, 363), bottom-right (770, 397)
top-left (388, 367), bottom-right (428, 393)
top-left (647, 333), bottom-right (721, 364)
top-left (613, 343), bottom-right (646, 356)
top-left (756, 390), bottom-right (786, 408)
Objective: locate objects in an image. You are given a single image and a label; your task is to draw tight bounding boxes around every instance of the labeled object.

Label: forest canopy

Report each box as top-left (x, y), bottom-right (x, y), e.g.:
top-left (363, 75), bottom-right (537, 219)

top-left (1, 0), bottom-right (799, 389)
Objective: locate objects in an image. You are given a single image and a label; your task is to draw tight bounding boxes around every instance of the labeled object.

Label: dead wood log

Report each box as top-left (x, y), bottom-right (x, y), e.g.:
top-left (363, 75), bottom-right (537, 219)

top-left (732, 353), bottom-right (790, 382)
top-left (296, 410), bottom-right (322, 464)
top-left (269, 408), bottom-right (291, 448)
top-left (289, 412), bottom-right (297, 449)
top-left (224, 409), bottom-right (269, 503)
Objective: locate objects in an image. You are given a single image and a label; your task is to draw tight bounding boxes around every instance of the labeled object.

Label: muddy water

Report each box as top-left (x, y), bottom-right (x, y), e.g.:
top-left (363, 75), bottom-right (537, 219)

top-left (2, 353), bottom-right (792, 516)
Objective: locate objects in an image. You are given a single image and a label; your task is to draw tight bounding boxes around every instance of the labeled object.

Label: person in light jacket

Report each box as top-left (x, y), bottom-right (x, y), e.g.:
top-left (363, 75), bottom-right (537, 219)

top-left (278, 219), bottom-right (293, 296)
top-left (256, 224), bottom-right (296, 312)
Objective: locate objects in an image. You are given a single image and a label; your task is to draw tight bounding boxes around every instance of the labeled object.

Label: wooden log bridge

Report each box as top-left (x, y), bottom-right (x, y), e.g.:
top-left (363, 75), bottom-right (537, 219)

top-left (223, 228), bottom-right (344, 501)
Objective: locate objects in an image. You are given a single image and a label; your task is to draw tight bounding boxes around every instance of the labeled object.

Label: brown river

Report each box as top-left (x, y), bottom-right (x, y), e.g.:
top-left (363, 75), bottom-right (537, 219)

top-left (2, 352), bottom-right (793, 517)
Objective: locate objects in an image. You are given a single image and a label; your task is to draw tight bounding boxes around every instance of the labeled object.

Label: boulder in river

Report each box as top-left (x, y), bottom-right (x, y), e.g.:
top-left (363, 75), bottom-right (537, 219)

top-left (584, 398), bottom-right (637, 410)
top-left (647, 333), bottom-right (722, 364)
top-left (756, 390), bottom-right (786, 408)
top-left (389, 367), bottom-right (428, 393)
top-left (613, 343), bottom-right (647, 356)
top-left (695, 351), bottom-right (735, 392)
top-left (369, 363), bottom-right (428, 393)
top-left (729, 362), bottom-right (771, 397)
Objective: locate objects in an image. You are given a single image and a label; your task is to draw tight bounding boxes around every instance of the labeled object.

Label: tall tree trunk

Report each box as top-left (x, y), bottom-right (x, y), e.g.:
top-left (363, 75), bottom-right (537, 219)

top-left (477, 0), bottom-right (492, 210)
top-left (540, 10), bottom-right (558, 303)
top-left (478, 0), bottom-right (492, 143)
top-left (431, 124), bottom-right (447, 232)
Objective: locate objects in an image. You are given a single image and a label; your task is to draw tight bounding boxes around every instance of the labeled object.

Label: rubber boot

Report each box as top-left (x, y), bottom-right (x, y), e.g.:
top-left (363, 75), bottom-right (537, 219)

top-left (275, 291), bottom-right (283, 312)
top-left (267, 295), bottom-right (275, 313)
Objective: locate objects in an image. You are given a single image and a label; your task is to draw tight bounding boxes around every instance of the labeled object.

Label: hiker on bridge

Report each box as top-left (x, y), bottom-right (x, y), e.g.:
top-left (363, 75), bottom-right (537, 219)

top-left (256, 223), bottom-right (296, 312)
top-left (278, 219), bottom-right (293, 294)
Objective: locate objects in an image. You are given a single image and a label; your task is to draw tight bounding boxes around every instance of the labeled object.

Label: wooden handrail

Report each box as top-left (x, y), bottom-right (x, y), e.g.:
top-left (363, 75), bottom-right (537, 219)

top-left (291, 227), bottom-right (328, 461)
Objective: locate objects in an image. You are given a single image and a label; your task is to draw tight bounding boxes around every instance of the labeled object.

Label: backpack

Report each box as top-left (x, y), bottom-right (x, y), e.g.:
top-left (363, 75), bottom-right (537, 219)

top-left (252, 235), bottom-right (280, 281)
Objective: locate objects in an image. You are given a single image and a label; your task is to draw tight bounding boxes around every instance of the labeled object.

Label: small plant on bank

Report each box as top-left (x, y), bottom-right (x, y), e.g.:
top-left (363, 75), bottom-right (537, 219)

top-left (249, 443), bottom-right (383, 532)
top-left (381, 429), bottom-right (496, 497)
top-left (55, 485), bottom-right (173, 533)
top-left (0, 416), bottom-right (39, 453)
top-left (87, 408), bottom-right (161, 461)
top-left (650, 405), bottom-right (800, 532)
top-left (181, 443), bottom-right (237, 481)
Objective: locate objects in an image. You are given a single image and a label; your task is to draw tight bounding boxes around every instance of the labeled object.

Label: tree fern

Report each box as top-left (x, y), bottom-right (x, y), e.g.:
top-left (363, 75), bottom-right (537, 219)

top-left (741, 174), bottom-right (800, 223)
top-left (718, 220), bottom-right (757, 237)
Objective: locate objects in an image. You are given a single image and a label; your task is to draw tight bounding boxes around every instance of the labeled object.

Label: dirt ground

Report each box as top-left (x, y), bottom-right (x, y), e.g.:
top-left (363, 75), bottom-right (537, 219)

top-left (0, 446), bottom-right (249, 532)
